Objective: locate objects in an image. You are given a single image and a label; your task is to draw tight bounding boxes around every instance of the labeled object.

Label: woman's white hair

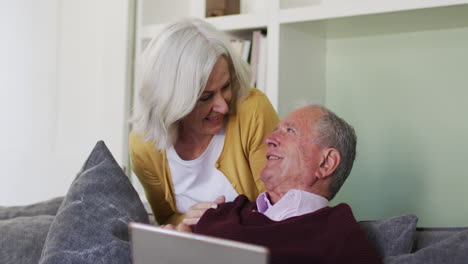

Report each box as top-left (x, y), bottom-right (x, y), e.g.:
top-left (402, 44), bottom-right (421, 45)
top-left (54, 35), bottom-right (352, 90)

top-left (131, 18), bottom-right (252, 150)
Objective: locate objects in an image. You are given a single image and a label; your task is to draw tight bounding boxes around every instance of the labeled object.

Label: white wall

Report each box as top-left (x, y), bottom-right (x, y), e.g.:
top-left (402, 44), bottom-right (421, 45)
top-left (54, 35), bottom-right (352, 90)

top-left (0, 0), bottom-right (131, 206)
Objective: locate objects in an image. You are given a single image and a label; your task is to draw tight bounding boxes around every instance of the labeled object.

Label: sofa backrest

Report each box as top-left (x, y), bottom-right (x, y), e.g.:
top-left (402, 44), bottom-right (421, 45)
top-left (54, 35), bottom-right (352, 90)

top-left (413, 227), bottom-right (468, 252)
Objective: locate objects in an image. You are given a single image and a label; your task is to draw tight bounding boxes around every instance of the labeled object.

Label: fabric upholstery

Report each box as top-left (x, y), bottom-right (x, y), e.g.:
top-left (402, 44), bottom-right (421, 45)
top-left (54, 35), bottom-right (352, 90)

top-left (413, 227), bottom-right (468, 250)
top-left (359, 215), bottom-right (418, 258)
top-left (384, 230), bottom-right (468, 264)
top-left (39, 141), bottom-right (149, 264)
top-left (0, 215), bottom-right (54, 264)
top-left (0, 197), bottom-right (63, 220)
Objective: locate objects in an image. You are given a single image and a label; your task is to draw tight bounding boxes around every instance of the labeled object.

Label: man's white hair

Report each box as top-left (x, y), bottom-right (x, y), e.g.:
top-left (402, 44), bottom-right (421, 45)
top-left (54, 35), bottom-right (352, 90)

top-left (131, 18), bottom-right (251, 150)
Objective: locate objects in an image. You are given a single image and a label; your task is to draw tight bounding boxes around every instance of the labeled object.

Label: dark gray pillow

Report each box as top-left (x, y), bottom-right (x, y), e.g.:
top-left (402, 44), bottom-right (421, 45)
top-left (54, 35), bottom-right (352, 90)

top-left (0, 197), bottom-right (63, 220)
top-left (39, 141), bottom-right (149, 264)
top-left (359, 215), bottom-right (418, 258)
top-left (413, 227), bottom-right (468, 250)
top-left (384, 230), bottom-right (468, 264)
top-left (0, 215), bottom-right (54, 264)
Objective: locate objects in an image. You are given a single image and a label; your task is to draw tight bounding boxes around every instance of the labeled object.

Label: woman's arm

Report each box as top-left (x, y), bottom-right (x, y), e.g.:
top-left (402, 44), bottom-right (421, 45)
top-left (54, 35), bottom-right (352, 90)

top-left (129, 134), bottom-right (182, 225)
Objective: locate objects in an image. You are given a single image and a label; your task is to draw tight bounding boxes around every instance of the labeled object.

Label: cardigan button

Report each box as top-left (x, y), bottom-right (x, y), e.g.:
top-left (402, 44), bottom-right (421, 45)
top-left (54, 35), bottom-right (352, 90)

top-left (215, 162), bottom-right (220, 168)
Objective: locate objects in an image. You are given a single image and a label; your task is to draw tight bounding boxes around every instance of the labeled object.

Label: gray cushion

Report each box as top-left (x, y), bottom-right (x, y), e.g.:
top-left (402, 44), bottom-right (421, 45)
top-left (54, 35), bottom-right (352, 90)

top-left (0, 215), bottom-right (54, 264)
top-left (359, 215), bottom-right (418, 258)
top-left (385, 229), bottom-right (468, 264)
top-left (413, 227), bottom-right (468, 250)
top-left (39, 141), bottom-right (149, 264)
top-left (0, 197), bottom-right (63, 220)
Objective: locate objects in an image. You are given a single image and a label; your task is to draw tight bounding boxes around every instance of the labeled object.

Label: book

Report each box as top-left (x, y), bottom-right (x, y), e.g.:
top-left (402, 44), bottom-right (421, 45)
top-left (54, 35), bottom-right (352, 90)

top-left (230, 39), bottom-right (252, 63)
top-left (241, 40), bottom-right (251, 62)
top-left (230, 39), bottom-right (243, 58)
top-left (249, 30), bottom-right (262, 88)
top-left (256, 33), bottom-right (268, 93)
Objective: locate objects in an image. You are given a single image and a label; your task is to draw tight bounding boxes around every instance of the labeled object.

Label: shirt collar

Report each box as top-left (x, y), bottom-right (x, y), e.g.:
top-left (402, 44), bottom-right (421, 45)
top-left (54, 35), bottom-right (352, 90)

top-left (256, 189), bottom-right (329, 221)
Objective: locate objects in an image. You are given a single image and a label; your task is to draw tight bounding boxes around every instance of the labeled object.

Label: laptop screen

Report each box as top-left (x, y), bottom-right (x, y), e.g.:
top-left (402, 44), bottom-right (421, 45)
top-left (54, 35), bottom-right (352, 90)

top-left (129, 222), bottom-right (269, 264)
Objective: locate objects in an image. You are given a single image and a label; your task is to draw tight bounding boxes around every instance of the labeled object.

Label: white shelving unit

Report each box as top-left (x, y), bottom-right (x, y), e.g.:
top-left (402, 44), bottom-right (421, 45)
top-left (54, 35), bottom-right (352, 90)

top-left (134, 0), bottom-right (468, 117)
top-left (131, 0), bottom-right (468, 225)
top-left (279, 0), bottom-right (468, 23)
top-left (132, 0), bottom-right (468, 226)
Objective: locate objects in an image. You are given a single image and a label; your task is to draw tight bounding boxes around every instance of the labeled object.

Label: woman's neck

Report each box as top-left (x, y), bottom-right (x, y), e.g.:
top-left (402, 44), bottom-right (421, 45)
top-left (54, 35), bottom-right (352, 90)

top-left (174, 130), bottom-right (214, 161)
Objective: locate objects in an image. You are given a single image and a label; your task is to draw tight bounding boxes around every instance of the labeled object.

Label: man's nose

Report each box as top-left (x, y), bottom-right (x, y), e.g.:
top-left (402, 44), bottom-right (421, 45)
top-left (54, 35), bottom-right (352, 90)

top-left (265, 133), bottom-right (279, 147)
top-left (213, 94), bottom-right (229, 114)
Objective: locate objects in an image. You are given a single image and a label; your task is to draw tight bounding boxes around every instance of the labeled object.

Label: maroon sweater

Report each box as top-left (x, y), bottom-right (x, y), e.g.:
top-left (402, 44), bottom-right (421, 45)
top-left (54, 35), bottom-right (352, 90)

top-left (194, 195), bottom-right (381, 264)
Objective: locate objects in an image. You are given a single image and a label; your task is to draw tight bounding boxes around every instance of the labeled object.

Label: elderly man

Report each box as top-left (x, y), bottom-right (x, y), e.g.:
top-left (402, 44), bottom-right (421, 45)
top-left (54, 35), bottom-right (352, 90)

top-left (165, 105), bottom-right (381, 264)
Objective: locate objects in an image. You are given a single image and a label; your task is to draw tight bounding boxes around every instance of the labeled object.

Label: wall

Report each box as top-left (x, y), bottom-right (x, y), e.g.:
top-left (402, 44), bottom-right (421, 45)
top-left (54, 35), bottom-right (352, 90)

top-left (0, 0), bottom-right (60, 205)
top-left (326, 6), bottom-right (468, 227)
top-left (0, 0), bottom-right (131, 206)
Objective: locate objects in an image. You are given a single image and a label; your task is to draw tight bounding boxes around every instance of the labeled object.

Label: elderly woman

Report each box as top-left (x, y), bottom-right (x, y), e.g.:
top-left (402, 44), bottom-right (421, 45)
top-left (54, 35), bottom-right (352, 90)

top-left (130, 18), bottom-right (279, 225)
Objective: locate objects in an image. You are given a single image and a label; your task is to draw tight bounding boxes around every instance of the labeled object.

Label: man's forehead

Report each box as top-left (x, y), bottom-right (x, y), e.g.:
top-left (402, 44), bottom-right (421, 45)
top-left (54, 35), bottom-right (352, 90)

top-left (286, 107), bottom-right (322, 123)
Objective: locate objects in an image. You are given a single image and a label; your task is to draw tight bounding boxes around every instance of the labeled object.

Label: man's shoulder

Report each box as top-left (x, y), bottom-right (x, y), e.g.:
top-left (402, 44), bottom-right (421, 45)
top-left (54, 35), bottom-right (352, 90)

top-left (325, 203), bottom-right (355, 219)
top-left (329, 203), bottom-right (353, 214)
top-left (325, 203), bottom-right (362, 230)
top-left (288, 203), bottom-right (357, 229)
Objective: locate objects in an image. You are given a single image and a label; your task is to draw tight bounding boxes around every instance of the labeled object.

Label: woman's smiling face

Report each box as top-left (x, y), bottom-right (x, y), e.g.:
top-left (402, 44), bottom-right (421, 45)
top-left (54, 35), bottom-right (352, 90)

top-left (179, 56), bottom-right (232, 138)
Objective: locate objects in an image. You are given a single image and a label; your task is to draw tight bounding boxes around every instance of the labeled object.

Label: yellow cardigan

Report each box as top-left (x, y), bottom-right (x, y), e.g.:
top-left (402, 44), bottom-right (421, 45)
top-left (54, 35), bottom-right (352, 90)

top-left (129, 89), bottom-right (279, 225)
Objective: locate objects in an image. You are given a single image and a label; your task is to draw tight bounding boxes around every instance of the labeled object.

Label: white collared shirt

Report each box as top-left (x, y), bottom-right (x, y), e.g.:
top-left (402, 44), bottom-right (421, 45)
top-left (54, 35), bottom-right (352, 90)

top-left (256, 189), bottom-right (329, 221)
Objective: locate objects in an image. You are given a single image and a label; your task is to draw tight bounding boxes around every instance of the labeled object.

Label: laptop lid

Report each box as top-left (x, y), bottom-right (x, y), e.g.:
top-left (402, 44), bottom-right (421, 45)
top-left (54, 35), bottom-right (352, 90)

top-left (129, 222), bottom-right (269, 264)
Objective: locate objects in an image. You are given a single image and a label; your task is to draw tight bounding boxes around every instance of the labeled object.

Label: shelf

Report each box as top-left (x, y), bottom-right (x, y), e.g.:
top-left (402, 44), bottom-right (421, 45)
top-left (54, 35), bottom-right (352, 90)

top-left (205, 13), bottom-right (268, 31)
top-left (279, 0), bottom-right (468, 24)
top-left (141, 14), bottom-right (268, 41)
top-left (132, 0), bottom-right (468, 227)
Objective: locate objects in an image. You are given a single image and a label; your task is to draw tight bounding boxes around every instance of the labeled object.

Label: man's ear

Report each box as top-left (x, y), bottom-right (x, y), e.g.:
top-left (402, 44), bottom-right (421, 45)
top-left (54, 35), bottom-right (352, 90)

top-left (316, 148), bottom-right (341, 179)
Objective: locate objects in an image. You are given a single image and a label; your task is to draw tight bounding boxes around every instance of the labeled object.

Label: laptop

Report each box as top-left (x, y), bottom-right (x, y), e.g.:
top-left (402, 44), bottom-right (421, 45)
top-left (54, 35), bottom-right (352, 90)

top-left (129, 222), bottom-right (269, 264)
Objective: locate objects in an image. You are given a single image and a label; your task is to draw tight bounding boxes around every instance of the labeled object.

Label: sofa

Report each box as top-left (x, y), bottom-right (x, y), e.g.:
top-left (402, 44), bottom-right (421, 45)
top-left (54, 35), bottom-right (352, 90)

top-left (1, 141), bottom-right (467, 264)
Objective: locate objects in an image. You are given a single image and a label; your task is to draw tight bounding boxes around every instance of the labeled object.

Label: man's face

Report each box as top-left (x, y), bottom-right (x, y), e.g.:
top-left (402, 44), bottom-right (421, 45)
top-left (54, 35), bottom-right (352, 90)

top-left (260, 107), bottom-right (325, 199)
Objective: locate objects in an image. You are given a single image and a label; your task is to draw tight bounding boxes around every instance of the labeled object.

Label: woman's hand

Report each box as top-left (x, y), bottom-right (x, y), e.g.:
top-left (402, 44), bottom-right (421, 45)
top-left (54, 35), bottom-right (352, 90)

top-left (182, 195), bottom-right (225, 225)
top-left (161, 223), bottom-right (192, 233)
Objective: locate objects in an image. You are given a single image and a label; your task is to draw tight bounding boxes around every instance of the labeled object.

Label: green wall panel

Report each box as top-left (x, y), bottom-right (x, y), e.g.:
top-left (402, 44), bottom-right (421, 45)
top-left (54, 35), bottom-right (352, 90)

top-left (326, 6), bottom-right (468, 226)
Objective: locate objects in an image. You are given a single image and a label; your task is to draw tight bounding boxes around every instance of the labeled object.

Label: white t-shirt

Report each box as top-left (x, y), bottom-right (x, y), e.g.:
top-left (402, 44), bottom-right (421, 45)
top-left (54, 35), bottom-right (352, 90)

top-left (166, 129), bottom-right (238, 213)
